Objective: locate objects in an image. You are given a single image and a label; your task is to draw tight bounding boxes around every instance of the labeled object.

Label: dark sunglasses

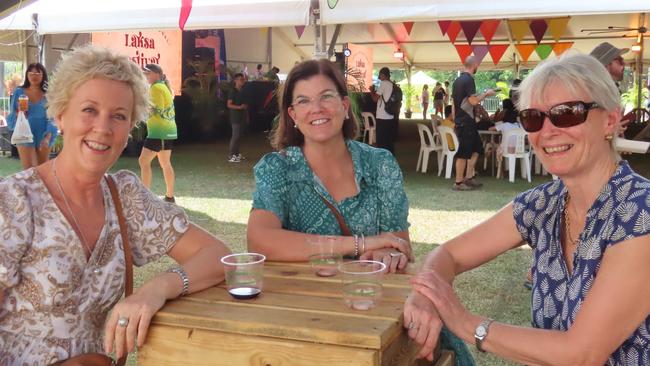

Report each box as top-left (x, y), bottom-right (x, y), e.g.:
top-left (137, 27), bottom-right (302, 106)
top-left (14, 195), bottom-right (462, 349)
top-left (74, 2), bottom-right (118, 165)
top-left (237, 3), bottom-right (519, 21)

top-left (518, 101), bottom-right (600, 133)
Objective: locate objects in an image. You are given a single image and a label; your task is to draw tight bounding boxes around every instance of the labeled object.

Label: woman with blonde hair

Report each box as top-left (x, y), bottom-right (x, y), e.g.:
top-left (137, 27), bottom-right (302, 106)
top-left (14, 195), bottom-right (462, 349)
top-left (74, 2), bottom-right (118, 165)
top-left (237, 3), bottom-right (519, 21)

top-left (405, 53), bottom-right (649, 364)
top-left (0, 46), bottom-right (231, 365)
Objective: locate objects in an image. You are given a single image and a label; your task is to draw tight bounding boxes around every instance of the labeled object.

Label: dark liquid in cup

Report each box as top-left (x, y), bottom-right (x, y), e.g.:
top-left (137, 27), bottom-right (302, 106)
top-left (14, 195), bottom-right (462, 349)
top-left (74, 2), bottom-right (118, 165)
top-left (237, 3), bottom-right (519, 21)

top-left (228, 287), bottom-right (261, 299)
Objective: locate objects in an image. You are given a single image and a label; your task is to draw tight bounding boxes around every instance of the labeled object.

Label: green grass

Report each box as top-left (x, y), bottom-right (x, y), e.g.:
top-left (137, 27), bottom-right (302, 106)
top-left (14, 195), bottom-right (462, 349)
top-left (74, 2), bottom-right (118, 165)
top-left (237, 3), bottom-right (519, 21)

top-left (1, 120), bottom-right (647, 365)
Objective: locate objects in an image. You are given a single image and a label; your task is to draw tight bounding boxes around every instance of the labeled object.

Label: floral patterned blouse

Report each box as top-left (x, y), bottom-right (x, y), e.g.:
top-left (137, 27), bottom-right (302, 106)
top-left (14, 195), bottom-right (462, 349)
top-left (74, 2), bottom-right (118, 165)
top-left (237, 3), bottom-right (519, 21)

top-left (513, 161), bottom-right (650, 365)
top-left (0, 169), bottom-right (189, 366)
top-left (252, 140), bottom-right (409, 236)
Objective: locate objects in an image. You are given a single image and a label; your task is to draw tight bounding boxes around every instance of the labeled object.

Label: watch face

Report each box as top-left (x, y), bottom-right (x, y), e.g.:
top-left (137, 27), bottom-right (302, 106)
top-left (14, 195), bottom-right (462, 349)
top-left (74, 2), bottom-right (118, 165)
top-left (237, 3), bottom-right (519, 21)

top-left (476, 326), bottom-right (487, 337)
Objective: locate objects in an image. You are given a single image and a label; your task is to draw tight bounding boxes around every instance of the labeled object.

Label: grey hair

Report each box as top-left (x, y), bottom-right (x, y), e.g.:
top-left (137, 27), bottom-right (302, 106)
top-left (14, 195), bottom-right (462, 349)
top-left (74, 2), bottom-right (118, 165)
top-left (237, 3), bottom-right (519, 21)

top-left (47, 45), bottom-right (150, 127)
top-left (517, 52), bottom-right (620, 113)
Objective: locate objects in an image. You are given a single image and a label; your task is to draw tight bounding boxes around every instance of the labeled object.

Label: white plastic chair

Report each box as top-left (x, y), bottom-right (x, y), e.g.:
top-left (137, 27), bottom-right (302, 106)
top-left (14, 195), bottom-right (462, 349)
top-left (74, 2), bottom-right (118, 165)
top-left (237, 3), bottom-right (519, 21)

top-left (530, 149), bottom-right (548, 176)
top-left (0, 115), bottom-right (6, 127)
top-left (436, 125), bottom-right (459, 179)
top-left (360, 112), bottom-right (376, 146)
top-left (416, 124), bottom-right (442, 174)
top-left (497, 128), bottom-right (531, 183)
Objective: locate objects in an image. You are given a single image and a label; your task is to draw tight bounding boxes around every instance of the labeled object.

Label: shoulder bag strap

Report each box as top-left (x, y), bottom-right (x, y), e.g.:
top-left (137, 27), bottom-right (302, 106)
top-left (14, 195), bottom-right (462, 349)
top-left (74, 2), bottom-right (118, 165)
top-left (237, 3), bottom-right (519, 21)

top-left (105, 175), bottom-right (133, 366)
top-left (317, 194), bottom-right (353, 236)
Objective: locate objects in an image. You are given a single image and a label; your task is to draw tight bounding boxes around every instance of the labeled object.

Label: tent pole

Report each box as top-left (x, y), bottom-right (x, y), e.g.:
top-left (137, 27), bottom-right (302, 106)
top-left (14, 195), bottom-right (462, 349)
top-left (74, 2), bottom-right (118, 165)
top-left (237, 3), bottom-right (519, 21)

top-left (635, 13), bottom-right (645, 122)
top-left (267, 27), bottom-right (272, 70)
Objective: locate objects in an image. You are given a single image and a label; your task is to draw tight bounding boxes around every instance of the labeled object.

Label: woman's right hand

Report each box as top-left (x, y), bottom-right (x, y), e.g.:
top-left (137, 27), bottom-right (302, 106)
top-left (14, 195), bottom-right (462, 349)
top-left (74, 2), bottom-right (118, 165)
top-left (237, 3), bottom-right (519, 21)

top-left (404, 291), bottom-right (444, 361)
top-left (364, 232), bottom-right (414, 262)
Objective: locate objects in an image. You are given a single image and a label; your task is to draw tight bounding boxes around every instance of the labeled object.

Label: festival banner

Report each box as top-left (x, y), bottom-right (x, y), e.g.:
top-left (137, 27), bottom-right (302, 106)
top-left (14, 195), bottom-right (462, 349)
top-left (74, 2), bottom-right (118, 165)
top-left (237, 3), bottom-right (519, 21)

top-left (515, 44), bottom-right (537, 62)
top-left (535, 44), bottom-right (554, 60)
top-left (179, 0), bottom-right (193, 30)
top-left (472, 44), bottom-right (490, 63)
top-left (552, 41), bottom-right (574, 55)
top-left (345, 43), bottom-right (373, 92)
top-left (295, 25), bottom-right (306, 39)
top-left (480, 20), bottom-right (501, 44)
top-left (488, 44), bottom-right (509, 65)
top-left (92, 30), bottom-right (182, 95)
top-left (447, 21), bottom-right (462, 43)
top-left (509, 19), bottom-right (529, 43)
top-left (529, 19), bottom-right (548, 44)
top-left (438, 20), bottom-right (452, 36)
top-left (454, 44), bottom-right (473, 64)
top-left (548, 17), bottom-right (571, 42)
top-left (403, 22), bottom-right (415, 36)
top-left (460, 21), bottom-right (482, 44)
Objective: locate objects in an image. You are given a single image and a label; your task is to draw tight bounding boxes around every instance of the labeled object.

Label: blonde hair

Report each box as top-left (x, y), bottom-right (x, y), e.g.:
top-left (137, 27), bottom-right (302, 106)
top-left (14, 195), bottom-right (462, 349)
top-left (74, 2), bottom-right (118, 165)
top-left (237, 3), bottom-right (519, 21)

top-left (47, 45), bottom-right (150, 126)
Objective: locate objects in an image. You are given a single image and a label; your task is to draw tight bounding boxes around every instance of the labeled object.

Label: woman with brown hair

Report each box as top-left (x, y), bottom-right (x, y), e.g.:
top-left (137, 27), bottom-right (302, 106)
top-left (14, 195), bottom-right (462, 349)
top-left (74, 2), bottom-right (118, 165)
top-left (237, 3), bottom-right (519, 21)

top-left (247, 59), bottom-right (413, 272)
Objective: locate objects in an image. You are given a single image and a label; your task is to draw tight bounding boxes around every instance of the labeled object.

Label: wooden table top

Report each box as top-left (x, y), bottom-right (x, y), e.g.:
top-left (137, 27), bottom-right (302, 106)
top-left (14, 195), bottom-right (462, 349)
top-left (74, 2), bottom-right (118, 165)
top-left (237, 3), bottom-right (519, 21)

top-left (138, 261), bottom-right (434, 366)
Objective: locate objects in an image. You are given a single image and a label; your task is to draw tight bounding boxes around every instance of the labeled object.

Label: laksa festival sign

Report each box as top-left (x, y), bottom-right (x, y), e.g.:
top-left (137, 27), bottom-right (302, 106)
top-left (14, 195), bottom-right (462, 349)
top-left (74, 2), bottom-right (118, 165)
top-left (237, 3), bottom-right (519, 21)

top-left (346, 43), bottom-right (373, 92)
top-left (92, 30), bottom-right (182, 95)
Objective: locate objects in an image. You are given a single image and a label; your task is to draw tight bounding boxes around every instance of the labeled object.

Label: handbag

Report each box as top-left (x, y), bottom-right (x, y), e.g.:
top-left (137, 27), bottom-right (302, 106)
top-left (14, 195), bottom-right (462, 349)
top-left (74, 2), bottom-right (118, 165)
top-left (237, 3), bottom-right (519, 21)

top-left (49, 175), bottom-right (133, 366)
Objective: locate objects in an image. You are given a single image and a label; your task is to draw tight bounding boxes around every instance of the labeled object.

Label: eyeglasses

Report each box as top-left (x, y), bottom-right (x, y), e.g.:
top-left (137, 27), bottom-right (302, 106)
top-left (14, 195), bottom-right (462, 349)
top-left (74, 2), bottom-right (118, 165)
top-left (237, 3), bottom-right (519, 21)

top-left (518, 101), bottom-right (600, 133)
top-left (291, 91), bottom-right (341, 111)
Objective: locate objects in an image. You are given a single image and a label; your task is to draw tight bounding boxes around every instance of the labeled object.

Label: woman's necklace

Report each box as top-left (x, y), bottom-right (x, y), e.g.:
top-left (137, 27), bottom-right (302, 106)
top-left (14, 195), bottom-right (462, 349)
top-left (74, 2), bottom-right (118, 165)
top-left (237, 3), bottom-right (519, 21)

top-left (52, 158), bottom-right (93, 257)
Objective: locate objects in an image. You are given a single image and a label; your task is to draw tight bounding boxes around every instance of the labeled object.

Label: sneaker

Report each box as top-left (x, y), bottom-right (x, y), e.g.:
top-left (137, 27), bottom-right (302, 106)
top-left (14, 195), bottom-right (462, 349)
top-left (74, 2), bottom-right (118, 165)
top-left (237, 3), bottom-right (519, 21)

top-left (464, 177), bottom-right (483, 188)
top-left (235, 154), bottom-right (246, 161)
top-left (228, 155), bottom-right (241, 163)
top-left (453, 182), bottom-right (475, 191)
top-left (524, 281), bottom-right (533, 290)
top-left (163, 196), bottom-right (176, 203)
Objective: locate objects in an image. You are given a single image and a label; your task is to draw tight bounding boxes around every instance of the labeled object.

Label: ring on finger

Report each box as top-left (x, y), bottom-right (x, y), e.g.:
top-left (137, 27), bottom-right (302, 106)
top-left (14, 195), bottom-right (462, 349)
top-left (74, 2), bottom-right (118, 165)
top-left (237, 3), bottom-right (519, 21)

top-left (117, 317), bottom-right (129, 327)
top-left (408, 320), bottom-right (415, 330)
top-left (389, 252), bottom-right (403, 258)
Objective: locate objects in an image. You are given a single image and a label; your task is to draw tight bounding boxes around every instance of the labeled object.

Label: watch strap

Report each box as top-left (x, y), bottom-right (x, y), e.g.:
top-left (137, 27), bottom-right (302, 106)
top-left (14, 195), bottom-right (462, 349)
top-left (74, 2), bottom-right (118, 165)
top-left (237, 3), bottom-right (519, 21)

top-left (475, 318), bottom-right (494, 353)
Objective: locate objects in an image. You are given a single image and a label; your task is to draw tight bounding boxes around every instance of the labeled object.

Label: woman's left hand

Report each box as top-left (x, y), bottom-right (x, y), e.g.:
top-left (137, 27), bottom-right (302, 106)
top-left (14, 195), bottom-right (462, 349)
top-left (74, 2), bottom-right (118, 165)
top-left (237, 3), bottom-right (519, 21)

top-left (411, 270), bottom-right (470, 334)
top-left (360, 248), bottom-right (409, 273)
top-left (103, 287), bottom-right (167, 358)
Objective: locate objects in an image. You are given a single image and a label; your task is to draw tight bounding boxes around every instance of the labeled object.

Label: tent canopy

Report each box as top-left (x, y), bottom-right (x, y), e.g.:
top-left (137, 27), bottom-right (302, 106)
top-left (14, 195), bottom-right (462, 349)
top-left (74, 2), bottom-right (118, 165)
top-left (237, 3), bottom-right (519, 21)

top-left (397, 71), bottom-right (436, 86)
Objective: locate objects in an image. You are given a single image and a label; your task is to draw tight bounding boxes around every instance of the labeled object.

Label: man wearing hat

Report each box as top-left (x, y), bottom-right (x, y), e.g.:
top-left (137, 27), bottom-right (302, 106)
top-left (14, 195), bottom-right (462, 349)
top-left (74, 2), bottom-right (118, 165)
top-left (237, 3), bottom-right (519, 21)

top-left (590, 42), bottom-right (628, 84)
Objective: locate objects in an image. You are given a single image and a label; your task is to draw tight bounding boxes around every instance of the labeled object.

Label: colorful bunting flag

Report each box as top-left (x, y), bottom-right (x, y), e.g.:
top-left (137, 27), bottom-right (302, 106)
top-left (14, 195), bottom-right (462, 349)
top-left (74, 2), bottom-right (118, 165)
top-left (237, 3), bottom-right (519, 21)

top-left (403, 22), bottom-right (415, 36)
top-left (454, 44), bottom-right (473, 64)
top-left (447, 21), bottom-right (462, 43)
top-left (553, 41), bottom-right (574, 56)
top-left (529, 19), bottom-right (548, 44)
top-left (509, 19), bottom-right (529, 43)
top-left (179, 0), bottom-right (193, 30)
top-left (438, 20), bottom-right (452, 36)
top-left (515, 44), bottom-right (537, 62)
top-left (488, 44), bottom-right (509, 65)
top-left (295, 25), bottom-right (305, 39)
top-left (548, 17), bottom-right (570, 42)
top-left (460, 21), bottom-right (482, 44)
top-left (480, 20), bottom-right (501, 44)
top-left (472, 44), bottom-right (490, 63)
top-left (535, 44), bottom-right (553, 59)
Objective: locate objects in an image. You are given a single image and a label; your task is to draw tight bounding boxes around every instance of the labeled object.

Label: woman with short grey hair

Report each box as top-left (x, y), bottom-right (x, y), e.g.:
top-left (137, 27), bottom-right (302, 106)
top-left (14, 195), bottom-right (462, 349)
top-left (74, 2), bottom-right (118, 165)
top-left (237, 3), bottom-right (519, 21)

top-left (405, 53), bottom-right (649, 365)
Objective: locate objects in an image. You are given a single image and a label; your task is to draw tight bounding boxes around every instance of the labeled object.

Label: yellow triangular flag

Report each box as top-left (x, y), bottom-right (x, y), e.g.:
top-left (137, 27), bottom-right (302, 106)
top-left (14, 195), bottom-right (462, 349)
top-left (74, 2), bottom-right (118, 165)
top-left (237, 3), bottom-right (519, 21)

top-left (509, 19), bottom-right (530, 43)
top-left (548, 17), bottom-right (570, 42)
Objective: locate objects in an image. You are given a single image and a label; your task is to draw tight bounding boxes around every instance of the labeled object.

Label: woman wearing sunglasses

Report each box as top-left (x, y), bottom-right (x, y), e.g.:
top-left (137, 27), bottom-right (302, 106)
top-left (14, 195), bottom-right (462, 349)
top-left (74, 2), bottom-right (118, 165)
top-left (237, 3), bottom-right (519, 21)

top-left (405, 53), bottom-right (649, 365)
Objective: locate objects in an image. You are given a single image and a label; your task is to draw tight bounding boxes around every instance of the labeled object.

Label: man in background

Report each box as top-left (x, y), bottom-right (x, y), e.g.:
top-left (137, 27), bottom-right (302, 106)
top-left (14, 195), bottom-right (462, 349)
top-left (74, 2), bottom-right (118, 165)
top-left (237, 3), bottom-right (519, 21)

top-left (370, 67), bottom-right (396, 154)
top-left (227, 73), bottom-right (248, 163)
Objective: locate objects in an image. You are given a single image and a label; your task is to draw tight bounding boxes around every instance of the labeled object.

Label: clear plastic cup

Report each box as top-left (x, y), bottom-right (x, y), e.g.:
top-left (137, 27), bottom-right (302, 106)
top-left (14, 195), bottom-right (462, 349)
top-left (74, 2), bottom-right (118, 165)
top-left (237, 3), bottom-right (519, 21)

top-left (339, 260), bottom-right (387, 311)
top-left (220, 253), bottom-right (266, 300)
top-left (308, 236), bottom-right (343, 277)
top-left (18, 95), bottom-right (28, 112)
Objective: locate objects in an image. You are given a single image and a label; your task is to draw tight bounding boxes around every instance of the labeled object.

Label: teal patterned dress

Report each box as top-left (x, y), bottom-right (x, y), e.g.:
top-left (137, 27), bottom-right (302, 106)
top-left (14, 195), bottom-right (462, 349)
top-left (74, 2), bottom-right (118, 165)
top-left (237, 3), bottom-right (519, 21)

top-left (252, 139), bottom-right (409, 235)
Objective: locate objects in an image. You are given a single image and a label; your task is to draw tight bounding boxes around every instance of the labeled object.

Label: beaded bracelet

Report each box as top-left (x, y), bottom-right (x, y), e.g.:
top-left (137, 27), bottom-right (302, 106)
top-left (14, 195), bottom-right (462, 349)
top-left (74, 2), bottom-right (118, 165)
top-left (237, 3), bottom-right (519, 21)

top-left (353, 234), bottom-right (360, 258)
top-left (168, 267), bottom-right (190, 297)
top-left (360, 234), bottom-right (366, 255)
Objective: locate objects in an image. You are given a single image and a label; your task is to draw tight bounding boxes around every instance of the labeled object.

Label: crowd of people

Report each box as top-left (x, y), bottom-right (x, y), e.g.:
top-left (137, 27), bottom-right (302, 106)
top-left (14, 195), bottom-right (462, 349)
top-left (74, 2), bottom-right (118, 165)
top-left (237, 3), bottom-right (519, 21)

top-left (0, 42), bottom-right (648, 366)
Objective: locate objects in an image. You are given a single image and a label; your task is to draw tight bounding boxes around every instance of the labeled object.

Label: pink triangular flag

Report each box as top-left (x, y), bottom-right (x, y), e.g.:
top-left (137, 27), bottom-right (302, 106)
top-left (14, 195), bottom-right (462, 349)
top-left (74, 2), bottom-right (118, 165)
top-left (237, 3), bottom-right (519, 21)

top-left (179, 0), bottom-right (193, 30)
top-left (295, 25), bottom-right (305, 39)
top-left (472, 44), bottom-right (490, 63)
top-left (460, 21), bottom-right (482, 44)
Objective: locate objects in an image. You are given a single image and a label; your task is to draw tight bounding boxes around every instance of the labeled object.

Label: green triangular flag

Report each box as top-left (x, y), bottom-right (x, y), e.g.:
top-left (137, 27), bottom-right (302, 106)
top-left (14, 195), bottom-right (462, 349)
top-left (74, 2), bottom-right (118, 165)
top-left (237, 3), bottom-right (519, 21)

top-left (535, 44), bottom-right (553, 60)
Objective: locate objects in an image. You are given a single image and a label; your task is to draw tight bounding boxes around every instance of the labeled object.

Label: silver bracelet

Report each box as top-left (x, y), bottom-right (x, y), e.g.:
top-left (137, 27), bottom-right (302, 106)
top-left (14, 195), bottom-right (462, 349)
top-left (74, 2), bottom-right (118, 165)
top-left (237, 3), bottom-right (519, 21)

top-left (353, 235), bottom-right (360, 258)
top-left (168, 267), bottom-right (189, 297)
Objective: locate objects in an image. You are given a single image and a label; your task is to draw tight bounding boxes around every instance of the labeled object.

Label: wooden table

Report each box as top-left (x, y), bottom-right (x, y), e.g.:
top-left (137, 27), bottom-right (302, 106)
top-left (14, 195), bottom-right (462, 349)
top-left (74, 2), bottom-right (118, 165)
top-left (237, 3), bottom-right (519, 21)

top-left (138, 262), bottom-right (453, 366)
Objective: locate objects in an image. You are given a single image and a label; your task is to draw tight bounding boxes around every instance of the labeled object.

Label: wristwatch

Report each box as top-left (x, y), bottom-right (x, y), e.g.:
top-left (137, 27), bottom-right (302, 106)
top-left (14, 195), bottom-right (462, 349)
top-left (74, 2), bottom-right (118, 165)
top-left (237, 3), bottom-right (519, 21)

top-left (474, 318), bottom-right (494, 352)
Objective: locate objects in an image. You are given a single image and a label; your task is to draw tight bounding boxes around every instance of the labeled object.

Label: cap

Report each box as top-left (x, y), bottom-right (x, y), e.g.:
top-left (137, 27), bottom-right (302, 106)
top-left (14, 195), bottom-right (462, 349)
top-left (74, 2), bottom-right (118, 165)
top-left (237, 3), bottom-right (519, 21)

top-left (589, 42), bottom-right (629, 66)
top-left (143, 63), bottom-right (163, 74)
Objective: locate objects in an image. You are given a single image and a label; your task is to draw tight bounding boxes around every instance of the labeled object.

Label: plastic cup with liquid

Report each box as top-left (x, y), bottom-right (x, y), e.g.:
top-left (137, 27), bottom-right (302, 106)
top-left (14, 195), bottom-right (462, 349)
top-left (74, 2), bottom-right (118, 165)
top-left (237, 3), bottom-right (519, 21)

top-left (18, 95), bottom-right (28, 112)
top-left (308, 236), bottom-right (343, 277)
top-left (220, 253), bottom-right (266, 300)
top-left (339, 260), bottom-right (387, 311)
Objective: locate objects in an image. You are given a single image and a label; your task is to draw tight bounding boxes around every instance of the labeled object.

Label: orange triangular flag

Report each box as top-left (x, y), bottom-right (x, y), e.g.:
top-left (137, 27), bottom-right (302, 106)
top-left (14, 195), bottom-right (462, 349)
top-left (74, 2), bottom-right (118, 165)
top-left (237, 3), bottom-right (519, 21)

top-left (480, 19), bottom-right (501, 44)
top-left (403, 22), bottom-right (414, 35)
top-left (455, 44), bottom-right (473, 64)
top-left (548, 17), bottom-right (571, 42)
top-left (447, 21), bottom-right (462, 43)
top-left (515, 44), bottom-right (537, 62)
top-left (553, 41), bottom-right (574, 56)
top-left (509, 19), bottom-right (529, 43)
top-left (489, 44), bottom-right (509, 65)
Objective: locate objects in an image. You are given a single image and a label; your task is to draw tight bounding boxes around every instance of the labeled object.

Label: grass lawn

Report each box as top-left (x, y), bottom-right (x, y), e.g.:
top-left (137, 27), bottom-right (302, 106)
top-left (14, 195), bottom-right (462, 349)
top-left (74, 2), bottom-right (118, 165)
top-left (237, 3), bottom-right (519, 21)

top-left (1, 119), bottom-right (647, 365)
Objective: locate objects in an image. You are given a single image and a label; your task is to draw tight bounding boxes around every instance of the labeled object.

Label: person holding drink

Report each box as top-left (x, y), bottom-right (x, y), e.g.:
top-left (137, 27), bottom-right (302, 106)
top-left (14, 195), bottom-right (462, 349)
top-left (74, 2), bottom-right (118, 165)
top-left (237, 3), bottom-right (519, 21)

top-left (7, 63), bottom-right (59, 170)
top-left (247, 59), bottom-right (413, 274)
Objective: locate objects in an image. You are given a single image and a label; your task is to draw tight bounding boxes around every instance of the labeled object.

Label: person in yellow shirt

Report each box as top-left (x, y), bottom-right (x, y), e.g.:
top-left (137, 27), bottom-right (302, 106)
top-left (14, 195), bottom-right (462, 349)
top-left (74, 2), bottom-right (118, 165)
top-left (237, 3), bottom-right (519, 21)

top-left (139, 64), bottom-right (177, 203)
